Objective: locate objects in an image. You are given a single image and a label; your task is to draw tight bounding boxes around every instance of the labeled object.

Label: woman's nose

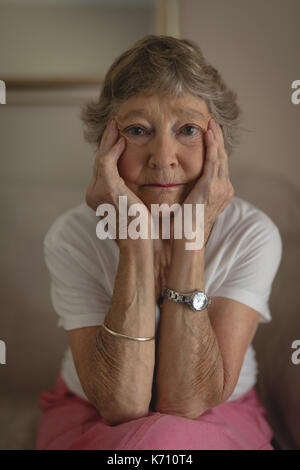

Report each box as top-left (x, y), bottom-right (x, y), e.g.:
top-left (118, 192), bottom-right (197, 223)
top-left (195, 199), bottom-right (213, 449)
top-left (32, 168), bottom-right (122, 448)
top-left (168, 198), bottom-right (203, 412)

top-left (147, 133), bottom-right (179, 169)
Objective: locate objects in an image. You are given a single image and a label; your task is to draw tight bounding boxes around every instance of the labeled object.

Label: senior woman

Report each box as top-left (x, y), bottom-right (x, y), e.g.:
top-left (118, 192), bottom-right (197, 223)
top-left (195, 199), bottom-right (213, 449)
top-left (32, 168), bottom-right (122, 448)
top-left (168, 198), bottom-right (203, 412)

top-left (35, 35), bottom-right (282, 450)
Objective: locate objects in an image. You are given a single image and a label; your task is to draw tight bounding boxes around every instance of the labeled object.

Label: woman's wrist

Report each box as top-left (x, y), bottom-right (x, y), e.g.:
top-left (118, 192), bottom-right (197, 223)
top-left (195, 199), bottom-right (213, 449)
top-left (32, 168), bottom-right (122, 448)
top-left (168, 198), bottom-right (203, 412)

top-left (166, 239), bottom-right (205, 291)
top-left (117, 234), bottom-right (154, 255)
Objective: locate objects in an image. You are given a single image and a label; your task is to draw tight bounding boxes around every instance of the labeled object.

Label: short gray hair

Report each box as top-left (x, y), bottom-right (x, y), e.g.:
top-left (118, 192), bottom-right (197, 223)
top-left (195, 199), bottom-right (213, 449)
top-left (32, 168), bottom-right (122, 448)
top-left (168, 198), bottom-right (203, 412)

top-left (81, 35), bottom-right (242, 156)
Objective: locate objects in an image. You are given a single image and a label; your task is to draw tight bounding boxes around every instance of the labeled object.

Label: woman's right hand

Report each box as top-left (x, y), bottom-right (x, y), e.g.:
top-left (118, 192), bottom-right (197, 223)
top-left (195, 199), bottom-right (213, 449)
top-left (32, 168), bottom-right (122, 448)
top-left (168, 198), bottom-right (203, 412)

top-left (86, 119), bottom-right (151, 246)
top-left (86, 119), bottom-right (140, 210)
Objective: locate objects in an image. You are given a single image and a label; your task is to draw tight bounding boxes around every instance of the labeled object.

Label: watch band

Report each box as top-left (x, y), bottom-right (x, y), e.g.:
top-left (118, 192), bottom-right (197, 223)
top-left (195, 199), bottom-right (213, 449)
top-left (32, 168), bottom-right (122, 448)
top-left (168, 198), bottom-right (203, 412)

top-left (162, 286), bottom-right (211, 311)
top-left (162, 287), bottom-right (191, 303)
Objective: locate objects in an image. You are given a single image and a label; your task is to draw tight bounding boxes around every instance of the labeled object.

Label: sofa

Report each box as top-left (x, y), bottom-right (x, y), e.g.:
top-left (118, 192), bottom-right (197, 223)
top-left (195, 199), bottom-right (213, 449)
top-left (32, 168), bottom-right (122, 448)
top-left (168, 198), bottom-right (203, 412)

top-left (0, 168), bottom-right (299, 450)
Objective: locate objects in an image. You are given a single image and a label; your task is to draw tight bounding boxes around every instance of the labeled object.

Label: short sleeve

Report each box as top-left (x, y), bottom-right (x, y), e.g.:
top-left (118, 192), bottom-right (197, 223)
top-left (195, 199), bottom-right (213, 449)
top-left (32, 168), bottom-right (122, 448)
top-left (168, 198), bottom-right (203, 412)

top-left (44, 237), bottom-right (112, 331)
top-left (212, 224), bottom-right (282, 323)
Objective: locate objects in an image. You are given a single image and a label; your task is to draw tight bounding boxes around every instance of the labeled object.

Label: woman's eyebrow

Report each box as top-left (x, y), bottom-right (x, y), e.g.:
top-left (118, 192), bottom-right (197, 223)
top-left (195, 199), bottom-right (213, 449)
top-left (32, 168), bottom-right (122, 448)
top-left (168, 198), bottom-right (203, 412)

top-left (177, 108), bottom-right (207, 121)
top-left (118, 108), bottom-right (207, 122)
top-left (118, 109), bottom-right (147, 121)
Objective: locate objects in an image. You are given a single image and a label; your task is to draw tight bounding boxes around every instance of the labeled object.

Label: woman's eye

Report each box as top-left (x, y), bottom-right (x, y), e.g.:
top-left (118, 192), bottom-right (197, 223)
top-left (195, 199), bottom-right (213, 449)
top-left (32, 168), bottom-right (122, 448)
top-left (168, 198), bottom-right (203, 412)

top-left (124, 125), bottom-right (203, 138)
top-left (125, 126), bottom-right (149, 136)
top-left (180, 125), bottom-right (202, 136)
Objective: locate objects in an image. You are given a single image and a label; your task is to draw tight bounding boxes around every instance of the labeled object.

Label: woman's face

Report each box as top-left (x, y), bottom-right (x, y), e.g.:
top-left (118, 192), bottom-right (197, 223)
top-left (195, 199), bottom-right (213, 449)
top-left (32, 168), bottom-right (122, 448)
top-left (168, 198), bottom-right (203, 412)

top-left (114, 92), bottom-right (211, 211)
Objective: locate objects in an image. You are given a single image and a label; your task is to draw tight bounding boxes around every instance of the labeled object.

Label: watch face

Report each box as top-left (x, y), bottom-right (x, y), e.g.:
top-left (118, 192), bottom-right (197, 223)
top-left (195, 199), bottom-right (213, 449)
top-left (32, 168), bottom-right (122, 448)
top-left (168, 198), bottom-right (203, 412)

top-left (192, 292), bottom-right (207, 310)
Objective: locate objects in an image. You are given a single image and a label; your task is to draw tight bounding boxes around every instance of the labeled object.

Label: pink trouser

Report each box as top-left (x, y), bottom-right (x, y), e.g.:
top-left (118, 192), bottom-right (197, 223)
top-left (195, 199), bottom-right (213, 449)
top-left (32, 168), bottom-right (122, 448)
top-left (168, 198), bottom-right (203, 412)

top-left (35, 375), bottom-right (274, 450)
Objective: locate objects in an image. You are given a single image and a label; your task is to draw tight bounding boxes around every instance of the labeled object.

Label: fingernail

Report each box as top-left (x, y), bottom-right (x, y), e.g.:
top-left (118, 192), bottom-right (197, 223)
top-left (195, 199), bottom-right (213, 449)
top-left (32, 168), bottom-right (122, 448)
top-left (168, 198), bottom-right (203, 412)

top-left (106, 118), bottom-right (114, 128)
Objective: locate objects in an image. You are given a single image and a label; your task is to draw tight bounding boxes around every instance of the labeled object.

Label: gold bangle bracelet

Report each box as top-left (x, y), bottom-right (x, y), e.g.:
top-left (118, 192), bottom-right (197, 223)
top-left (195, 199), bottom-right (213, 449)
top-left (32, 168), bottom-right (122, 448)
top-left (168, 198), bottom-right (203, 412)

top-left (102, 323), bottom-right (155, 342)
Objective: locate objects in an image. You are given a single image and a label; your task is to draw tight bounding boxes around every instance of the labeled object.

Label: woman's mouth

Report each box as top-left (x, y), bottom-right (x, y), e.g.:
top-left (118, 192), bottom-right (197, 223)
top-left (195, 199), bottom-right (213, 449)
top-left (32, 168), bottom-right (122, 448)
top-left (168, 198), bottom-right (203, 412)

top-left (143, 183), bottom-right (184, 188)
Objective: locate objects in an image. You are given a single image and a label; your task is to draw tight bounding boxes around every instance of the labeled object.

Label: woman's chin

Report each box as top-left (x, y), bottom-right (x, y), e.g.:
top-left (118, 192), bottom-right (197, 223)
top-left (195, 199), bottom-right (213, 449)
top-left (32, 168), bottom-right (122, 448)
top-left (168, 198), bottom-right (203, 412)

top-left (142, 194), bottom-right (185, 212)
top-left (138, 185), bottom-right (189, 210)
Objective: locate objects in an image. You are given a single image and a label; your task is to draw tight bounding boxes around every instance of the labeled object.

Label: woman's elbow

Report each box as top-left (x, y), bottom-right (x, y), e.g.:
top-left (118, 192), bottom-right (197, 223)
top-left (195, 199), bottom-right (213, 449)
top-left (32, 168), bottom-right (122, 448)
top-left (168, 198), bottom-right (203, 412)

top-left (100, 402), bottom-right (150, 426)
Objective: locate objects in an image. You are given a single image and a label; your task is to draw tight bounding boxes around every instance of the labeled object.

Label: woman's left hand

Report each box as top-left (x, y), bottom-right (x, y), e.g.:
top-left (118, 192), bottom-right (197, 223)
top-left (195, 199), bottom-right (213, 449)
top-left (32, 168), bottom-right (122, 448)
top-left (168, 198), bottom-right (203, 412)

top-left (179, 118), bottom-right (235, 247)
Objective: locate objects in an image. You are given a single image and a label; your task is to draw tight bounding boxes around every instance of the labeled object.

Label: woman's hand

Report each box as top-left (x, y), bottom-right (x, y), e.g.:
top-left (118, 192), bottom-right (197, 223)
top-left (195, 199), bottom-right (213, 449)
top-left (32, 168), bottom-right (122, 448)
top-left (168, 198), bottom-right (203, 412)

top-left (153, 237), bottom-right (173, 303)
top-left (86, 119), bottom-right (144, 210)
top-left (179, 118), bottom-right (235, 247)
top-left (86, 119), bottom-right (151, 246)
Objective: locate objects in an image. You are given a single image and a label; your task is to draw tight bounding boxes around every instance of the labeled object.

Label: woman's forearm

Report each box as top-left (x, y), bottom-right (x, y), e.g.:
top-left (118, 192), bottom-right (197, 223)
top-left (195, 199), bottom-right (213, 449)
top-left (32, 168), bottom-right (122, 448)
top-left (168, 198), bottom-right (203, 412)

top-left (89, 239), bottom-right (156, 425)
top-left (154, 241), bottom-right (224, 418)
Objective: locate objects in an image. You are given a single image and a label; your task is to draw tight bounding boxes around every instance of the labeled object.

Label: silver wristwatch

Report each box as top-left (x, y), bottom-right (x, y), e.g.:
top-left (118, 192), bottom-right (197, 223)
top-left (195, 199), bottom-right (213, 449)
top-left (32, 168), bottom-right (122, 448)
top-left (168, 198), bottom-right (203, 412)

top-left (162, 286), bottom-right (211, 312)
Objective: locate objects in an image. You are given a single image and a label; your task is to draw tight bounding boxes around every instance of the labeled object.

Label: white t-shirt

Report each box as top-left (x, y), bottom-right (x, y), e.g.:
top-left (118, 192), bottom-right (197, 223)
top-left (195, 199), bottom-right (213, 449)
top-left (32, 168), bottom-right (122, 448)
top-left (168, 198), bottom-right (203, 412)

top-left (44, 196), bottom-right (282, 403)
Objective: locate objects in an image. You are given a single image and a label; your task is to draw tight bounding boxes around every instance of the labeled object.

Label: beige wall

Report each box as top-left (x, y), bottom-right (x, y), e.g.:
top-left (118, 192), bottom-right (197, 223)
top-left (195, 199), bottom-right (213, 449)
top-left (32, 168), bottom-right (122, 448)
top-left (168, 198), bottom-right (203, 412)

top-left (0, 4), bottom-right (155, 79)
top-left (179, 0), bottom-right (300, 189)
top-left (0, 3), bottom-right (156, 187)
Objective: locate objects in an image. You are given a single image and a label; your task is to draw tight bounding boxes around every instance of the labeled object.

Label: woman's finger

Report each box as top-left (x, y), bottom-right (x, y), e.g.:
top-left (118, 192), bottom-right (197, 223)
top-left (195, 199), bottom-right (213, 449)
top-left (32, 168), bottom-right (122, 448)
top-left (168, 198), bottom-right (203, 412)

top-left (93, 118), bottom-right (124, 177)
top-left (96, 119), bottom-right (119, 164)
top-left (209, 119), bottom-right (230, 179)
top-left (99, 119), bottom-right (117, 152)
top-left (217, 149), bottom-right (230, 179)
top-left (209, 118), bottom-right (226, 155)
top-left (202, 129), bottom-right (219, 179)
top-left (208, 118), bottom-right (219, 141)
top-left (211, 118), bottom-right (224, 145)
top-left (94, 136), bottom-right (125, 180)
